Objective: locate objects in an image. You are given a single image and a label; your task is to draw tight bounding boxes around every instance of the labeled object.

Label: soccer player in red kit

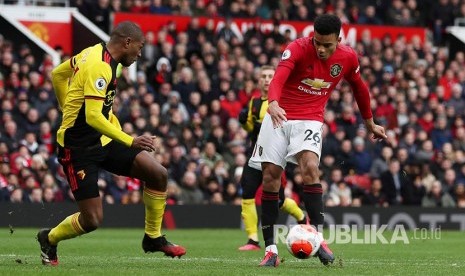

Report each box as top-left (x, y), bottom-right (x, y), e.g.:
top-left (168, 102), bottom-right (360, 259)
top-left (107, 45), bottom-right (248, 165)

top-left (249, 14), bottom-right (387, 267)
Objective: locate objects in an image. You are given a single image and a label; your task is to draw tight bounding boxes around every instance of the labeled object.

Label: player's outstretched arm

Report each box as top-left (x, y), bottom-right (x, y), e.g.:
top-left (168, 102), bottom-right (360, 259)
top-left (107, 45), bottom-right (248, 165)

top-left (85, 98), bottom-right (134, 146)
top-left (86, 99), bottom-right (157, 151)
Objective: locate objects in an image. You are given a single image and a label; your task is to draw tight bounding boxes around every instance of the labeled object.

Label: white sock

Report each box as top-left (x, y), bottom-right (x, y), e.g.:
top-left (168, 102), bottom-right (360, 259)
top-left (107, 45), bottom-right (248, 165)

top-left (265, 244), bottom-right (278, 255)
top-left (317, 231), bottom-right (326, 243)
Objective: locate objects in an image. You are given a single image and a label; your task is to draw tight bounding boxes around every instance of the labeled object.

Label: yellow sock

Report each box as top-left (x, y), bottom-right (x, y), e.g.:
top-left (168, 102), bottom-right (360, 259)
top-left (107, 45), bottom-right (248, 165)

top-left (241, 198), bottom-right (259, 242)
top-left (281, 198), bottom-right (305, 222)
top-left (48, 212), bottom-right (85, 245)
top-left (143, 188), bottom-right (167, 238)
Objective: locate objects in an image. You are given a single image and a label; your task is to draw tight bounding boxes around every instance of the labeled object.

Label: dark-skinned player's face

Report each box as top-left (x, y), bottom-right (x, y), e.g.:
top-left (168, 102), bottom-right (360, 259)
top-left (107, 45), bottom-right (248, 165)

top-left (313, 31), bottom-right (341, 61)
top-left (122, 37), bottom-right (145, 67)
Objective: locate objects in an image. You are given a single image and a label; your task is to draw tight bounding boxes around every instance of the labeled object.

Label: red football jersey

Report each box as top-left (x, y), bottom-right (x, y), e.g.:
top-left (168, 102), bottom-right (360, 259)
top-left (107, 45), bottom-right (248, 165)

top-left (268, 36), bottom-right (372, 122)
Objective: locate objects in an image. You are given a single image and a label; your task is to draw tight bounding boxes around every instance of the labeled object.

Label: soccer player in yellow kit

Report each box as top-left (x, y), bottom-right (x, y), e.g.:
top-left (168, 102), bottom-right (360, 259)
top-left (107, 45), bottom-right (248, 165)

top-left (238, 65), bottom-right (306, 251)
top-left (37, 21), bottom-right (186, 265)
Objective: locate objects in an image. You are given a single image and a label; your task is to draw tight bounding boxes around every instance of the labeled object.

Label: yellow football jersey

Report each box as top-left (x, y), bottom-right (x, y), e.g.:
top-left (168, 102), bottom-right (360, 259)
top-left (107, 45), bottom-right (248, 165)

top-left (52, 43), bottom-right (131, 148)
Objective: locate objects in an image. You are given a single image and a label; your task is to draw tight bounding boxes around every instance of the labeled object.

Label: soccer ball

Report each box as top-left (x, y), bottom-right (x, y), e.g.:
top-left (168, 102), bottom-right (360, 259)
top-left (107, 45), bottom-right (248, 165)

top-left (286, 224), bottom-right (321, 259)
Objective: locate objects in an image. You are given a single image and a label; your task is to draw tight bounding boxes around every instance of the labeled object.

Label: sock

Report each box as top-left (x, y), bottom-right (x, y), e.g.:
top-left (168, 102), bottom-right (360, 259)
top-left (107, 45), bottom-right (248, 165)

top-left (241, 198), bottom-right (259, 242)
top-left (265, 244), bottom-right (278, 255)
top-left (302, 184), bottom-right (324, 228)
top-left (261, 191), bottom-right (279, 247)
top-left (247, 239), bottom-right (260, 245)
top-left (48, 212), bottom-right (85, 245)
top-left (280, 198), bottom-right (305, 223)
top-left (143, 188), bottom-right (167, 238)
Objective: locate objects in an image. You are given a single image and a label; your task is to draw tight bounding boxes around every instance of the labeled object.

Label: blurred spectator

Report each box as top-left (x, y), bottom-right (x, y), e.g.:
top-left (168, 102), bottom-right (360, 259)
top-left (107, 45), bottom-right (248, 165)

top-left (2, 120), bottom-right (22, 151)
top-left (166, 179), bottom-right (181, 204)
top-left (87, 0), bottom-right (111, 33)
top-left (336, 139), bottom-right (355, 176)
top-left (122, 190), bottom-right (142, 204)
top-left (220, 90), bottom-right (242, 119)
top-left (431, 116), bottom-right (453, 150)
top-left (362, 178), bottom-right (388, 207)
top-left (404, 174), bottom-right (427, 205)
top-left (108, 175), bottom-right (128, 203)
top-left (352, 136), bottom-right (372, 175)
top-left (422, 180), bottom-right (456, 207)
top-left (161, 90), bottom-right (189, 122)
top-left (173, 67), bottom-right (196, 104)
top-left (358, 5), bottom-right (383, 25)
top-left (370, 146), bottom-right (393, 178)
top-left (10, 188), bottom-right (24, 203)
top-left (453, 182), bottom-right (465, 206)
top-left (387, 0), bottom-right (404, 25)
top-left (29, 187), bottom-right (43, 203)
top-left (380, 159), bottom-right (409, 205)
top-left (179, 171), bottom-right (204, 204)
top-left (150, 0), bottom-right (170, 14)
top-left (169, 145), bottom-right (188, 184)
top-left (431, 0), bottom-right (454, 45)
top-left (217, 18), bottom-right (237, 44)
top-left (327, 181), bottom-right (352, 207)
top-left (415, 140), bottom-right (435, 163)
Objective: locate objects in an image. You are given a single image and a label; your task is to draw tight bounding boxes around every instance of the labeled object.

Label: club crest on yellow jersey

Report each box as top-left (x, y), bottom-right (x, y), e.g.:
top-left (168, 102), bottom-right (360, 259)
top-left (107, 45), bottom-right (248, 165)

top-left (104, 90), bottom-right (116, 106)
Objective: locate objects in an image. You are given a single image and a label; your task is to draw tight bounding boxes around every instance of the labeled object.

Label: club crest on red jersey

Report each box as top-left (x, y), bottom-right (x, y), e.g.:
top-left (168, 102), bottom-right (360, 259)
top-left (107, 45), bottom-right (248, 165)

top-left (330, 64), bottom-right (342, 78)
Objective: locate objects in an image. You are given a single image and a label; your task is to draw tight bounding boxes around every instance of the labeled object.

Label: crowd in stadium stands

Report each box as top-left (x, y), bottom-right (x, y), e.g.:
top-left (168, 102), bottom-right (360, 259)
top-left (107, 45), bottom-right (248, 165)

top-left (1, 0), bottom-right (465, 208)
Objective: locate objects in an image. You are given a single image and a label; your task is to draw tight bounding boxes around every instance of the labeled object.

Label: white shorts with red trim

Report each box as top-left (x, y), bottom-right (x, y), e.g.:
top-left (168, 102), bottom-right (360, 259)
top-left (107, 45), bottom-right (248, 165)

top-left (249, 113), bottom-right (323, 170)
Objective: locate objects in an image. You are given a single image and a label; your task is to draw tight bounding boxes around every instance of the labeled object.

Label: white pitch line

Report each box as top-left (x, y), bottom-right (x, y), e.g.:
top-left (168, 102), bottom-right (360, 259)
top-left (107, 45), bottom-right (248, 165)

top-left (0, 255), bottom-right (461, 268)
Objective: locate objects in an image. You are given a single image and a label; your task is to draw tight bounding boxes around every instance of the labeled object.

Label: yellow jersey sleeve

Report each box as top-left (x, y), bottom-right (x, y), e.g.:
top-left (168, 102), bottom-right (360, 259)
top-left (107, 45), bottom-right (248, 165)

top-left (85, 98), bottom-right (133, 147)
top-left (109, 109), bottom-right (122, 130)
top-left (243, 99), bottom-right (254, 133)
top-left (51, 55), bottom-right (81, 109)
top-left (83, 61), bottom-right (112, 99)
top-left (83, 61), bottom-right (133, 147)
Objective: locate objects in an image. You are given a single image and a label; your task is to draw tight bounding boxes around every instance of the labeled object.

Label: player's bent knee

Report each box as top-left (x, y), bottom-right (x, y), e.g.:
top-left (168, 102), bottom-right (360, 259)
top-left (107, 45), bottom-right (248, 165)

top-left (81, 213), bottom-right (103, 232)
top-left (262, 172), bottom-right (281, 191)
top-left (302, 169), bottom-right (320, 184)
top-left (145, 165), bottom-right (168, 191)
top-left (153, 165), bottom-right (168, 183)
top-left (156, 166), bottom-right (168, 187)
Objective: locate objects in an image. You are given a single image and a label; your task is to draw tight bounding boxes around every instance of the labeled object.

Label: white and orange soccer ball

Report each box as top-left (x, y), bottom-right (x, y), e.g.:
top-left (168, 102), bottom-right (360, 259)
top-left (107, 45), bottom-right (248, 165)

top-left (285, 224), bottom-right (321, 259)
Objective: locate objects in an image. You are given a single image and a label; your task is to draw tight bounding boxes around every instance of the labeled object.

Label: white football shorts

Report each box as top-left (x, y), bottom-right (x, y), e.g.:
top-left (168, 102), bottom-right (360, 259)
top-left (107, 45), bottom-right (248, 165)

top-left (249, 113), bottom-right (323, 170)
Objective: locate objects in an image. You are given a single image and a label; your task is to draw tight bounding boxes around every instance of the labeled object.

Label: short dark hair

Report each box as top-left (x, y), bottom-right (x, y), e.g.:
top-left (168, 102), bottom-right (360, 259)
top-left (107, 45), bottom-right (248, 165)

top-left (314, 14), bottom-right (341, 36)
top-left (110, 21), bottom-right (144, 42)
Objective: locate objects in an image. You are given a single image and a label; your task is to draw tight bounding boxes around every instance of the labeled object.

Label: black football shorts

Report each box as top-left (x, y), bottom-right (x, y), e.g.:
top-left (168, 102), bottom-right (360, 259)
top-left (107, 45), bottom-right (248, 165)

top-left (58, 141), bottom-right (142, 201)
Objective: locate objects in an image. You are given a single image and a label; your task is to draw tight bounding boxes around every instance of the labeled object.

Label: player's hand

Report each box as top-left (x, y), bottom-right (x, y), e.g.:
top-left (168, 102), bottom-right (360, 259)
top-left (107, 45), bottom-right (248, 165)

top-left (370, 124), bottom-right (387, 140)
top-left (366, 123), bottom-right (387, 141)
top-left (268, 101), bottom-right (287, 128)
top-left (364, 118), bottom-right (387, 141)
top-left (131, 135), bottom-right (157, 152)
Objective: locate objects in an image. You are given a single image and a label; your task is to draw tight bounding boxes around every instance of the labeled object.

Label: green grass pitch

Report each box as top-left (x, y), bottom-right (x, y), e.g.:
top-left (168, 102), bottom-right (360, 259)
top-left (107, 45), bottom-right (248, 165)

top-left (0, 228), bottom-right (463, 275)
